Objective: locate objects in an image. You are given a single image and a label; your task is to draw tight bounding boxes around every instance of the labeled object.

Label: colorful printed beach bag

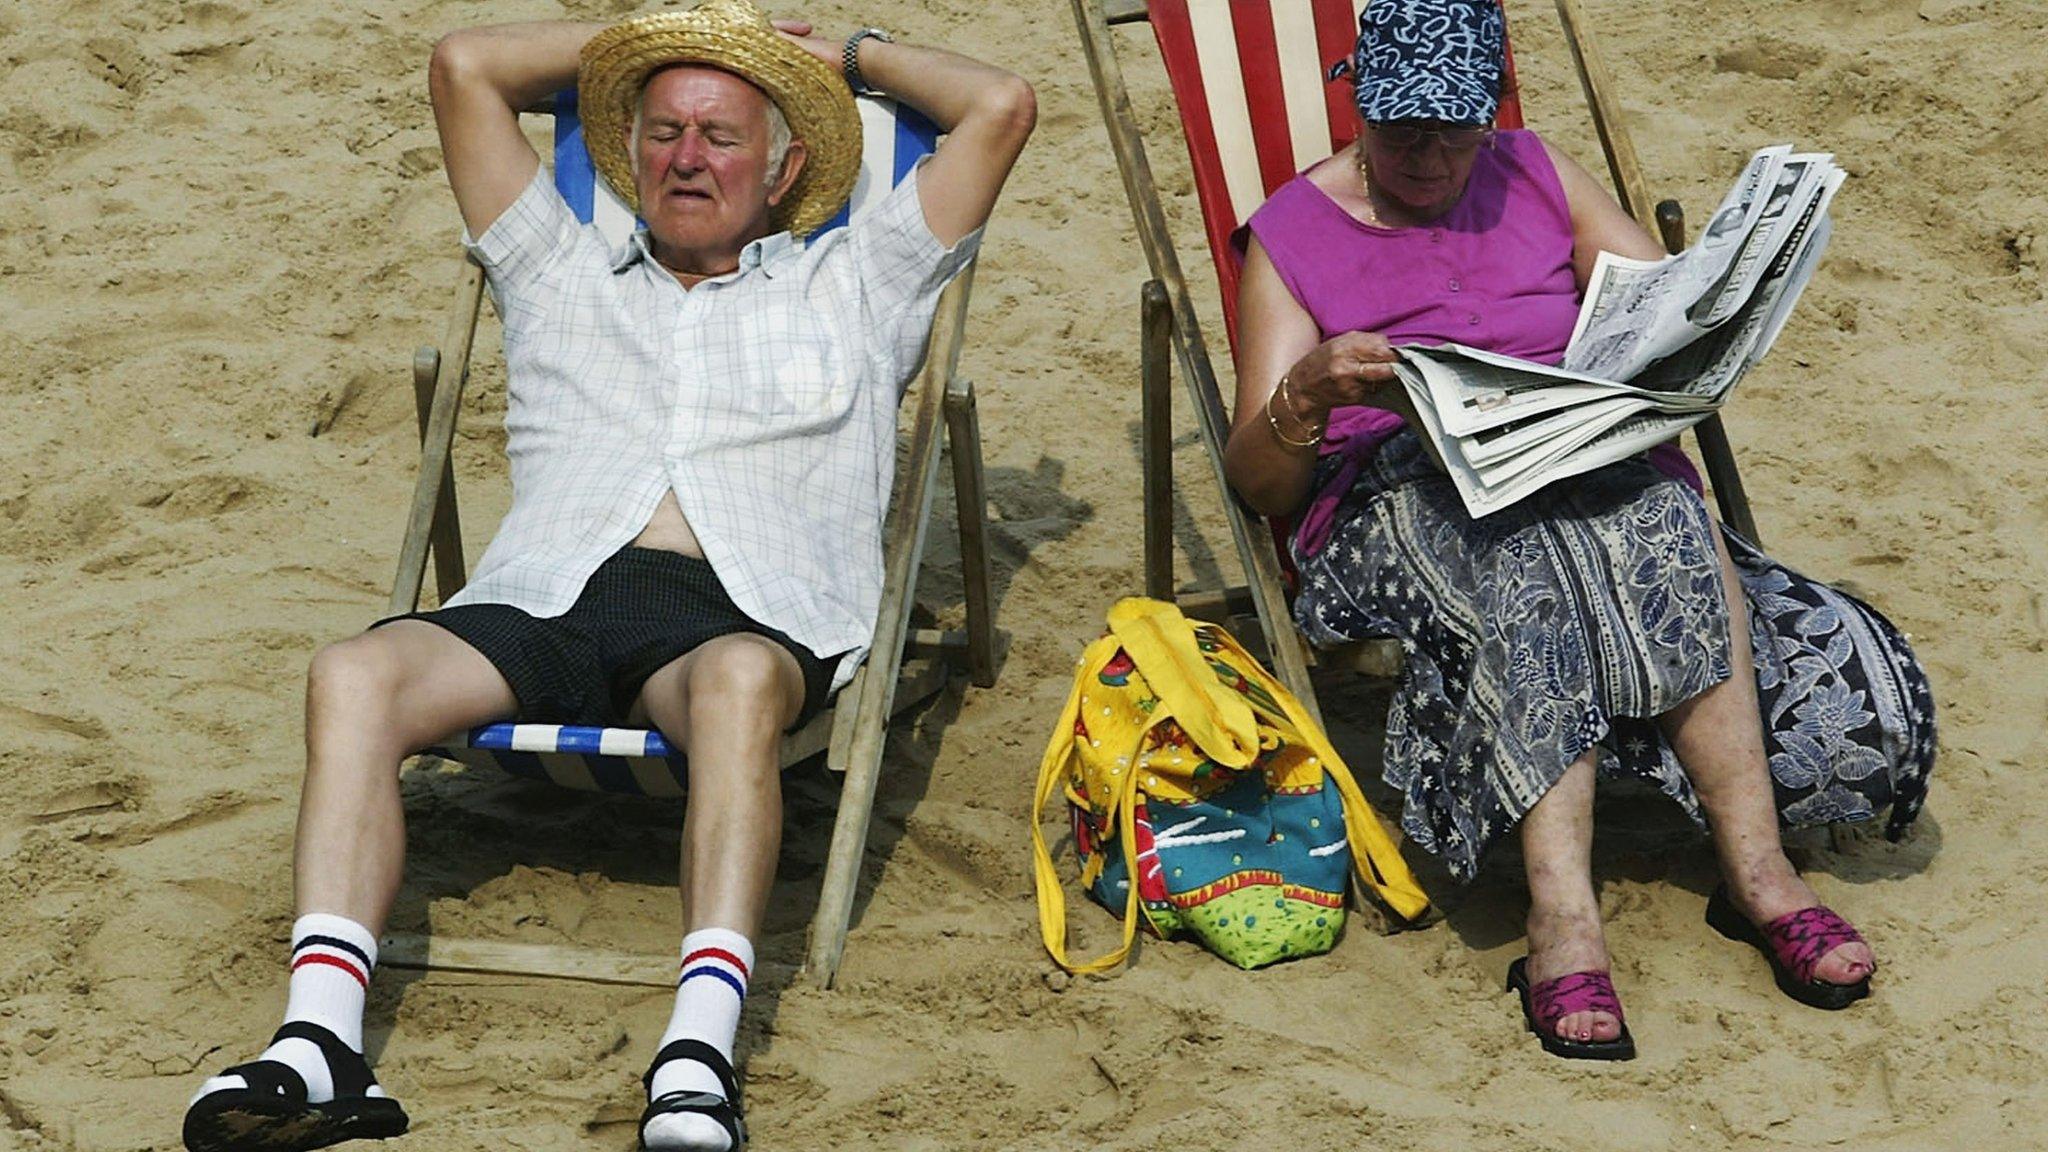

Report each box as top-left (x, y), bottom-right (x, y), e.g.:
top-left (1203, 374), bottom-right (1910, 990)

top-left (1032, 598), bottom-right (1430, 973)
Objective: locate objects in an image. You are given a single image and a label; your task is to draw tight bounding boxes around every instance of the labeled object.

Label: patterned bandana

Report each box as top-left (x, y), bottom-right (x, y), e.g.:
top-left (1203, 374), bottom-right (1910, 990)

top-left (1334, 0), bottom-right (1505, 126)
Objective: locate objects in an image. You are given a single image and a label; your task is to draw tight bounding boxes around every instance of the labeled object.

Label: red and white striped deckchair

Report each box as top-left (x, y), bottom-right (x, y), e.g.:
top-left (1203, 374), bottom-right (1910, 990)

top-left (1140, 0), bottom-right (1526, 349)
top-left (1073, 0), bottom-right (1761, 726)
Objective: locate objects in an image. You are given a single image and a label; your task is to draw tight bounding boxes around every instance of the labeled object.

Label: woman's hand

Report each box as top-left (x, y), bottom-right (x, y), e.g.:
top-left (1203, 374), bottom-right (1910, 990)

top-left (1277, 330), bottom-right (1444, 473)
top-left (1281, 331), bottom-right (1404, 426)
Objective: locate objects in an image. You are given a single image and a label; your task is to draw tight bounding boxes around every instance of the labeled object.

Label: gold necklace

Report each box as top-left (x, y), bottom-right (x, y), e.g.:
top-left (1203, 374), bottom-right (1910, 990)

top-left (1354, 146), bottom-right (1465, 228)
top-left (1353, 146), bottom-right (1387, 227)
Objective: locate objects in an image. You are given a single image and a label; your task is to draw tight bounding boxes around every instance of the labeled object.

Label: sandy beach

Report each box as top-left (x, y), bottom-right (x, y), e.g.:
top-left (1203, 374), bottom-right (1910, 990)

top-left (2, 0), bottom-right (2044, 1148)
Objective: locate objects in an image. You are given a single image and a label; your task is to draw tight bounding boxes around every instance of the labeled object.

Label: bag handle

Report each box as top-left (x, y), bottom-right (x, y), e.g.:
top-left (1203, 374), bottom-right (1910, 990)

top-left (1032, 634), bottom-right (1146, 975)
top-left (1106, 598), bottom-right (1260, 769)
top-left (1200, 625), bottom-right (1433, 924)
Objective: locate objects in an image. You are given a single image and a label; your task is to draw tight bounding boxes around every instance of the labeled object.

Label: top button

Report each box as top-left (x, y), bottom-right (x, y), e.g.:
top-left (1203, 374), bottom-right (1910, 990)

top-left (1430, 230), bottom-right (1443, 243)
top-left (1448, 278), bottom-right (1462, 292)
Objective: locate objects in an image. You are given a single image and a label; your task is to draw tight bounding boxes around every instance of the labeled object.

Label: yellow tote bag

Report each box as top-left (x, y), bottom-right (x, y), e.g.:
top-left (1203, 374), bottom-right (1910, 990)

top-left (1032, 598), bottom-right (1430, 974)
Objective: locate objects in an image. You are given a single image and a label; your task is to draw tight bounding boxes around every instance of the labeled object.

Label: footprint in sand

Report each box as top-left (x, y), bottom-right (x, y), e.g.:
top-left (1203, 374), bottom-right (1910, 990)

top-left (32, 780), bottom-right (136, 823)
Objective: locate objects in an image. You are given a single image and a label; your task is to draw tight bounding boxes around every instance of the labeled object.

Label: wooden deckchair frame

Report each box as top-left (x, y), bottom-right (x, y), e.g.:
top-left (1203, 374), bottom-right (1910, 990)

top-left (383, 112), bottom-right (998, 991)
top-left (1075, 0), bottom-right (1763, 727)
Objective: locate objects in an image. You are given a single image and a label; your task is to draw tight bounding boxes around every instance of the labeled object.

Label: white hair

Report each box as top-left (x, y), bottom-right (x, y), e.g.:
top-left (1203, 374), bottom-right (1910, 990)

top-left (761, 101), bottom-right (792, 182)
top-left (630, 70), bottom-right (794, 190)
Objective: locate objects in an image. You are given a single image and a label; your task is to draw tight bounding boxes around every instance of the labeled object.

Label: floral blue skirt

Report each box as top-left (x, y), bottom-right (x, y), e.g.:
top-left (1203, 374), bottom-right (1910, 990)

top-left (1291, 431), bottom-right (1937, 883)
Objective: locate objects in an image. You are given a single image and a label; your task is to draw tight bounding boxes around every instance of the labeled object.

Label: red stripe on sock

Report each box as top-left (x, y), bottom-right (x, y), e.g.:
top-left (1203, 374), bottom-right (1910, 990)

top-left (292, 951), bottom-right (369, 988)
top-left (680, 947), bottom-right (750, 981)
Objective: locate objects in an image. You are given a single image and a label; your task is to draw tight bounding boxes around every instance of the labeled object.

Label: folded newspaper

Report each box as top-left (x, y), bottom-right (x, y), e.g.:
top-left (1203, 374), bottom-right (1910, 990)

top-left (1393, 145), bottom-right (1843, 517)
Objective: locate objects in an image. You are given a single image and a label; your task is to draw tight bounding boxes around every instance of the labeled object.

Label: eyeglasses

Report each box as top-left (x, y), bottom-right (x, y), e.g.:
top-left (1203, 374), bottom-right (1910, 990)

top-left (1367, 123), bottom-right (1495, 153)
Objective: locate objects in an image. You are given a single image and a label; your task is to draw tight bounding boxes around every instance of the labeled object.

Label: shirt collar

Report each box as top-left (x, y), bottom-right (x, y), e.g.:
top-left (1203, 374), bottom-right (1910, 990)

top-left (614, 228), bottom-right (800, 281)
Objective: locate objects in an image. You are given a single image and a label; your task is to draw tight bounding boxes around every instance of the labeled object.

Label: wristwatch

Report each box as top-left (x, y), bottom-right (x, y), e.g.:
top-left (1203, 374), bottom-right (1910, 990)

top-left (842, 27), bottom-right (894, 96)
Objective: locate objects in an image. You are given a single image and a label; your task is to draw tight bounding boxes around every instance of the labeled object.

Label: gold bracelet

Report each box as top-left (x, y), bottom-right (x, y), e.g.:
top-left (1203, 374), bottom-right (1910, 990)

top-left (1277, 375), bottom-right (1327, 437)
top-left (1264, 378), bottom-right (1323, 449)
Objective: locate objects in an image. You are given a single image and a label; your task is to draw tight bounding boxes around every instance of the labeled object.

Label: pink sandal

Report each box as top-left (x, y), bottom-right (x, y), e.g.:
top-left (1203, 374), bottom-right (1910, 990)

top-left (1506, 957), bottom-right (1637, 1061)
top-left (1706, 885), bottom-right (1872, 1010)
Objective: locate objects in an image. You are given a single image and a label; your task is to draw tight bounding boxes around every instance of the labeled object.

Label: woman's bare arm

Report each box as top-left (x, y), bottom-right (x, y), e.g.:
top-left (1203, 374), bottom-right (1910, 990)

top-left (1541, 137), bottom-right (1666, 286)
top-left (1223, 237), bottom-right (1416, 518)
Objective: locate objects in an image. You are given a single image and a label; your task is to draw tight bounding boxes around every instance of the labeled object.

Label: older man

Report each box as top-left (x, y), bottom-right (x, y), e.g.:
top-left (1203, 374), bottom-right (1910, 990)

top-left (181, 4), bottom-right (1033, 1150)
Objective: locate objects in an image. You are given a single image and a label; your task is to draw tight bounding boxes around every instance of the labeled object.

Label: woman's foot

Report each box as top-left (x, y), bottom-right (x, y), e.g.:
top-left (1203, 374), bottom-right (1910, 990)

top-left (1523, 903), bottom-right (1623, 1045)
top-left (1716, 859), bottom-right (1875, 986)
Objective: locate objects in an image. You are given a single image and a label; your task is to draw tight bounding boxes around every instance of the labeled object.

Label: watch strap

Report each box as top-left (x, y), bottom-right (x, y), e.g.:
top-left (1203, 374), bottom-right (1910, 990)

top-left (841, 27), bottom-right (894, 96)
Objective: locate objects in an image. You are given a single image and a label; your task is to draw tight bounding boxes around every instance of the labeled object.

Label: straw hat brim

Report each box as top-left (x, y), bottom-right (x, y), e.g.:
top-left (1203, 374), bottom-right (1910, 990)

top-left (578, 6), bottom-right (861, 238)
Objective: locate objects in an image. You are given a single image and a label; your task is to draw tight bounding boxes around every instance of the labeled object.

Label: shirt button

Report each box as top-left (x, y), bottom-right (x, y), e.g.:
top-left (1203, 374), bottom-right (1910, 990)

top-left (1467, 314), bottom-right (1481, 325)
top-left (1448, 278), bottom-right (1462, 292)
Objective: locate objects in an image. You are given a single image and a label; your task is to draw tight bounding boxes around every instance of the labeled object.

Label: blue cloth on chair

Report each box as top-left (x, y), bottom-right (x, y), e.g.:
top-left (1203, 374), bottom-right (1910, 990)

top-left (434, 723), bottom-right (686, 797)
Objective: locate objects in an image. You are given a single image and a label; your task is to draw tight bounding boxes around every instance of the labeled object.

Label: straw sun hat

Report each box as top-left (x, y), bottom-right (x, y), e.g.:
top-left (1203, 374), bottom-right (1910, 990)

top-left (578, 0), bottom-right (862, 237)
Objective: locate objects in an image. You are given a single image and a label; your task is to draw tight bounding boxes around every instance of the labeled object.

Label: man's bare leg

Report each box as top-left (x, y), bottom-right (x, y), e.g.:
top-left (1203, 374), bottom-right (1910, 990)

top-left (1520, 753), bottom-right (1624, 1044)
top-left (1657, 532), bottom-right (1875, 986)
top-left (296, 620), bottom-right (521, 931)
top-left (632, 633), bottom-right (805, 1152)
top-left (635, 633), bottom-right (805, 936)
top-left (186, 621), bottom-right (518, 1147)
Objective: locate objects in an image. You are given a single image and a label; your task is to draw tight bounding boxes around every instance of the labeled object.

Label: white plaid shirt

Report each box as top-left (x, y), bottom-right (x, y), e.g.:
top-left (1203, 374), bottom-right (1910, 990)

top-left (449, 165), bottom-right (979, 689)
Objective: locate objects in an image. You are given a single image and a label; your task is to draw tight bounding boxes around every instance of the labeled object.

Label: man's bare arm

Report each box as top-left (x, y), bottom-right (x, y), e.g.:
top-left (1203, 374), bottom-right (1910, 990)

top-left (428, 22), bottom-right (605, 237)
top-left (776, 23), bottom-right (1035, 246)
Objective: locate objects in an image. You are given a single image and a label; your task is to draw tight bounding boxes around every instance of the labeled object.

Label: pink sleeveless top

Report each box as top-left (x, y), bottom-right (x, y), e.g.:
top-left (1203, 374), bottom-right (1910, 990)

top-left (1244, 129), bottom-right (1698, 551)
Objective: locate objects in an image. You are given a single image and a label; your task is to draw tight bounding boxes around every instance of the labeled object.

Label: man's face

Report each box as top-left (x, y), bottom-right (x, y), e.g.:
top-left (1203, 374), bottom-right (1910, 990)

top-left (632, 66), bottom-right (801, 263)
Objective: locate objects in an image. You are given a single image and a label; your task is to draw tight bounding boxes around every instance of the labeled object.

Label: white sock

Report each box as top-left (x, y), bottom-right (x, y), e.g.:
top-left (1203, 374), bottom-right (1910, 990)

top-left (643, 928), bottom-right (752, 1152)
top-left (191, 913), bottom-right (379, 1107)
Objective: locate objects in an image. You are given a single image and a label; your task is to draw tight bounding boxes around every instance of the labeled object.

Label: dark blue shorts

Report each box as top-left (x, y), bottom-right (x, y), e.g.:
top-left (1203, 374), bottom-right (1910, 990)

top-left (378, 547), bottom-right (835, 730)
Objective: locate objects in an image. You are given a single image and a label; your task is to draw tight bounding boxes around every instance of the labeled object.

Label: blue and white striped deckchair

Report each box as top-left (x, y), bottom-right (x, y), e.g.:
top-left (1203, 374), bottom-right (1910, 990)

top-left (388, 92), bottom-right (996, 989)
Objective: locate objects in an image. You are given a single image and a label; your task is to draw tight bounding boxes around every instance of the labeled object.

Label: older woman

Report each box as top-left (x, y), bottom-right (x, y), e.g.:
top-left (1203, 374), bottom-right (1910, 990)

top-left (1223, 0), bottom-right (1934, 1061)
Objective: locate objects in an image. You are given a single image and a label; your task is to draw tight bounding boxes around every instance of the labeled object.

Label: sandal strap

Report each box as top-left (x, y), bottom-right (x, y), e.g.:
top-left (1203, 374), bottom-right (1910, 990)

top-left (217, 1057), bottom-right (309, 1104)
top-left (270, 1021), bottom-right (378, 1099)
top-left (1759, 905), bottom-right (1866, 986)
top-left (641, 1090), bottom-right (744, 1149)
top-left (643, 1038), bottom-right (741, 1106)
top-left (1529, 970), bottom-right (1625, 1034)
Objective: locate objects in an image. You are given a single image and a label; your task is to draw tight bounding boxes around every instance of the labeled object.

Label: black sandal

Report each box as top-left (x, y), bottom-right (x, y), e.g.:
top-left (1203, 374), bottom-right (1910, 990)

top-left (182, 1021), bottom-right (408, 1152)
top-left (1506, 957), bottom-right (1637, 1062)
top-left (639, 1038), bottom-right (746, 1151)
top-left (1705, 885), bottom-right (1873, 1010)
